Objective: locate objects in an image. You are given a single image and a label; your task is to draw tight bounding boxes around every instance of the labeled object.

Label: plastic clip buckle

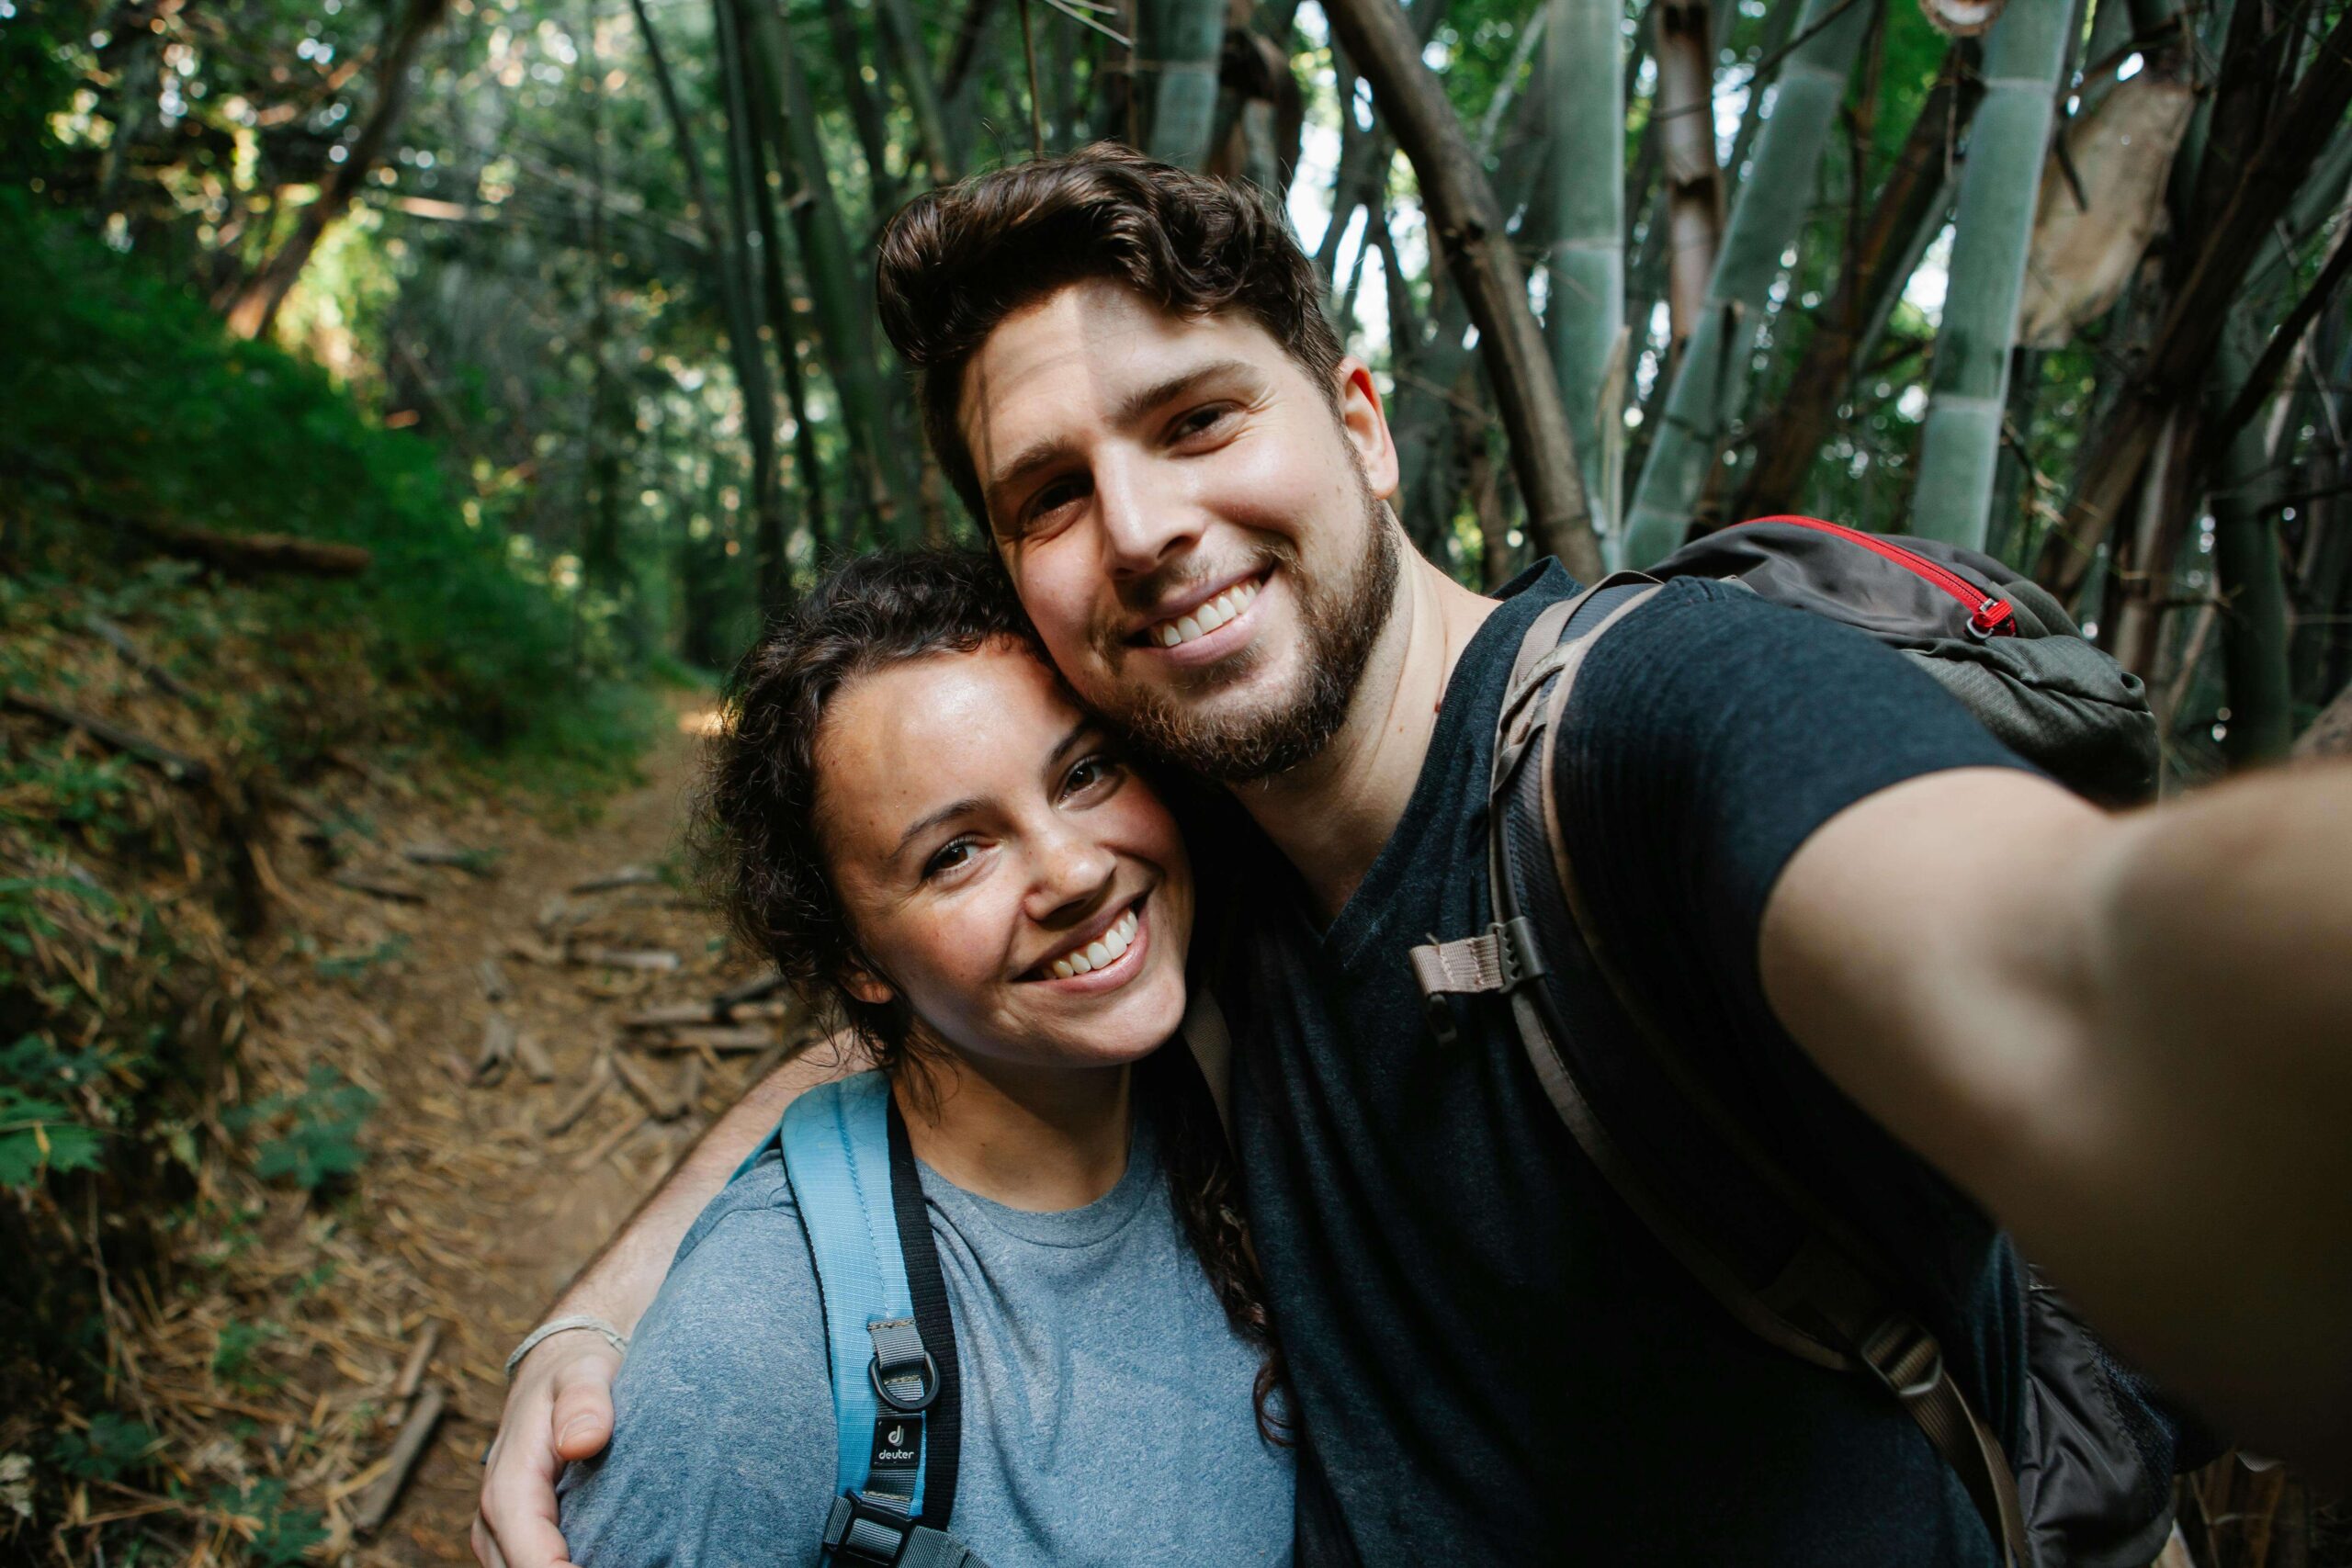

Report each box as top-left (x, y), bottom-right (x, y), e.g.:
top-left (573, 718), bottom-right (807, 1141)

top-left (1856, 1314), bottom-right (1945, 1401)
top-left (824, 1492), bottom-right (915, 1565)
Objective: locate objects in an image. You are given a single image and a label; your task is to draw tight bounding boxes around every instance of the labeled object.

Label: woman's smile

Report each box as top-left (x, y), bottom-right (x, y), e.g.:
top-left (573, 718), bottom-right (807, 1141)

top-left (1020, 893), bottom-right (1151, 990)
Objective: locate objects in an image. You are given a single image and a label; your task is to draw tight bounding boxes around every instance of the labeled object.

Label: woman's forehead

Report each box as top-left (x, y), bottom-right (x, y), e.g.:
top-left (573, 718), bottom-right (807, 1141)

top-left (818, 643), bottom-right (1082, 835)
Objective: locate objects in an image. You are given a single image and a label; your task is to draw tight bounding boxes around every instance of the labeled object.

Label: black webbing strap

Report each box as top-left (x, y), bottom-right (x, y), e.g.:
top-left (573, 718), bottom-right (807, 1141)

top-left (1487, 580), bottom-right (2031, 1567)
top-left (824, 1100), bottom-right (985, 1568)
top-left (886, 1099), bottom-right (962, 1529)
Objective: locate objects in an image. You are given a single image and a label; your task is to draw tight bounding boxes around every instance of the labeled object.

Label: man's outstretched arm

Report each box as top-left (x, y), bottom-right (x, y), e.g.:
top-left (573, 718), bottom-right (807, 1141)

top-left (471, 1038), bottom-right (865, 1568)
top-left (1760, 759), bottom-right (2352, 1474)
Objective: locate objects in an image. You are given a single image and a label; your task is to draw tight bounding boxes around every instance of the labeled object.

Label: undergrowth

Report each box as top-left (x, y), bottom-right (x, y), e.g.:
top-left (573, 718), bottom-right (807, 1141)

top-left (0, 190), bottom-right (662, 1561)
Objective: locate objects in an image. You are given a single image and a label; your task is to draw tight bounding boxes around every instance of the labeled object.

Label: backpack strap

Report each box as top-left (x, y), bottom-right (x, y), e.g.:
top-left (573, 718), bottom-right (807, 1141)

top-left (1415, 578), bottom-right (2033, 1566)
top-left (781, 1074), bottom-right (989, 1568)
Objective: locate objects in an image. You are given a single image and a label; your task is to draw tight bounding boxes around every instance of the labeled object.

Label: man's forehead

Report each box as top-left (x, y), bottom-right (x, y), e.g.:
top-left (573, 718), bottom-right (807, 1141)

top-left (958, 280), bottom-right (1282, 445)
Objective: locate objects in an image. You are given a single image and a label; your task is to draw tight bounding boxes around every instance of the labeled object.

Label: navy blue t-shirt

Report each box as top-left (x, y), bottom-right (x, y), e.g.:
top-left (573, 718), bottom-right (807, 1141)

top-left (1224, 564), bottom-right (2037, 1565)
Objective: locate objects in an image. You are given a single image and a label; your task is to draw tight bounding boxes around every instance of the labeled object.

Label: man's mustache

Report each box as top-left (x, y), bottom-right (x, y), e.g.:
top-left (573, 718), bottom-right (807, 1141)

top-left (1090, 546), bottom-right (1297, 665)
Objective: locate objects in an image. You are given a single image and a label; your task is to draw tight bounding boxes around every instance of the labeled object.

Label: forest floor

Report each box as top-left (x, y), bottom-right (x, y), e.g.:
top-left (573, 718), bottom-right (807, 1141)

top-left (96, 696), bottom-right (799, 1566)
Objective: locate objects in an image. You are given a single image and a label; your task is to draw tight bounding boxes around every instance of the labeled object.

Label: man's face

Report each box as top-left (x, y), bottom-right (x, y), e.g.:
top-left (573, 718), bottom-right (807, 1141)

top-left (959, 279), bottom-right (1402, 782)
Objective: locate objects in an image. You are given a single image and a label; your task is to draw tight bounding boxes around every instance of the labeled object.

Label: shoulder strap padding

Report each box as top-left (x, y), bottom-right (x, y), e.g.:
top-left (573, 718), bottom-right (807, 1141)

top-left (1492, 581), bottom-right (2031, 1566)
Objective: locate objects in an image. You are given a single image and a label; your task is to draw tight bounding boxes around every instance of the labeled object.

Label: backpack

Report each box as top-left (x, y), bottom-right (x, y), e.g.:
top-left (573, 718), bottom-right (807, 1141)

top-left (1405, 517), bottom-right (2188, 1568)
top-left (764, 1071), bottom-right (990, 1568)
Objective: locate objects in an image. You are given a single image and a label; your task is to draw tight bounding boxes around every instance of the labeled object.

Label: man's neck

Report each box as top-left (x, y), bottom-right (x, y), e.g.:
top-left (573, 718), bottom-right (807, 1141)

top-left (1232, 551), bottom-right (1499, 920)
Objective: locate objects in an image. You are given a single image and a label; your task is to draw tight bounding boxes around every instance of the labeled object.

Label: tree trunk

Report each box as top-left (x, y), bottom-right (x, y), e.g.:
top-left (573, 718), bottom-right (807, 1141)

top-left (2211, 325), bottom-right (2295, 767)
top-left (221, 0), bottom-right (452, 338)
top-left (820, 0), bottom-right (901, 211)
top-left (1142, 0), bottom-right (1227, 169)
top-left (2035, 6), bottom-right (2352, 599)
top-left (1544, 0), bottom-right (1625, 541)
top-left (1620, 0), bottom-right (1871, 566)
top-left (1736, 49), bottom-right (1976, 522)
top-left (876, 0), bottom-right (957, 186)
top-left (710, 0), bottom-right (793, 603)
top-left (1322, 0), bottom-right (1601, 580)
top-left (1651, 0), bottom-right (1720, 354)
top-left (1390, 90), bottom-right (1545, 547)
top-left (1907, 0), bottom-right (2073, 549)
top-left (739, 0), bottom-right (924, 543)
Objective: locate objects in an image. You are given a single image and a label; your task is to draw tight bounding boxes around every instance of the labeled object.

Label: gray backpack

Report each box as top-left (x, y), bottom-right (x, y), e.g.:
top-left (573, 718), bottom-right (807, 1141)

top-left (1408, 517), bottom-right (2191, 1568)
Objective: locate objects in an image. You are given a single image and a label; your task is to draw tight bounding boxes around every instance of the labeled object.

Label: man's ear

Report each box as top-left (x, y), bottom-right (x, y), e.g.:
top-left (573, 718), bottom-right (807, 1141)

top-left (1331, 355), bottom-right (1401, 502)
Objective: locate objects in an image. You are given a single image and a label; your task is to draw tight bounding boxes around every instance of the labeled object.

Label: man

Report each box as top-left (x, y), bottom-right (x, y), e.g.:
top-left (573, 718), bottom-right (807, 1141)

top-left (477, 149), bottom-right (2352, 1565)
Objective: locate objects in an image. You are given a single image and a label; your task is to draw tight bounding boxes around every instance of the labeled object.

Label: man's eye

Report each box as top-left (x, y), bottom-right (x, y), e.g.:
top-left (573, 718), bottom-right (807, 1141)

top-left (923, 839), bottom-right (977, 879)
top-left (1023, 475), bottom-right (1089, 527)
top-left (1172, 404), bottom-right (1236, 442)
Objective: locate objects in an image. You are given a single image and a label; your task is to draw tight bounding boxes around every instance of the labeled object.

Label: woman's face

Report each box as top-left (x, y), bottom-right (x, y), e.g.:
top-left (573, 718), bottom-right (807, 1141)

top-left (815, 639), bottom-right (1193, 1073)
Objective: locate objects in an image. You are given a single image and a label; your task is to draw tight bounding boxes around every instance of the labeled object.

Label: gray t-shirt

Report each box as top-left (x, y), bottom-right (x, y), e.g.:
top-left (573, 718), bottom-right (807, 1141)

top-left (558, 1108), bottom-right (1294, 1567)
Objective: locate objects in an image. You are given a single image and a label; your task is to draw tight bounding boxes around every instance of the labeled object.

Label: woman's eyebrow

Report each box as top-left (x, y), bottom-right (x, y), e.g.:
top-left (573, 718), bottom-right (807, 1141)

top-left (893, 796), bottom-right (983, 863)
top-left (1046, 716), bottom-right (1095, 771)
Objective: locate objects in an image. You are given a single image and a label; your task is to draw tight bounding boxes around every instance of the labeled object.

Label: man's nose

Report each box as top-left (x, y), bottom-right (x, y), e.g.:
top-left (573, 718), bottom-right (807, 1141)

top-left (1094, 450), bottom-right (1201, 578)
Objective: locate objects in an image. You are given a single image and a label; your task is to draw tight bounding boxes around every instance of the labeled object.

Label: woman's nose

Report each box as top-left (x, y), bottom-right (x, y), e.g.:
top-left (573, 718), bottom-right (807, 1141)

top-left (1027, 829), bottom-right (1116, 922)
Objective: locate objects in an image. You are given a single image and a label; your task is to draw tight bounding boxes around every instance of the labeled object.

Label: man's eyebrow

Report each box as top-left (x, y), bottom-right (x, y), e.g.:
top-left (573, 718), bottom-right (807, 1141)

top-left (981, 358), bottom-right (1263, 513)
top-left (892, 796), bottom-right (983, 863)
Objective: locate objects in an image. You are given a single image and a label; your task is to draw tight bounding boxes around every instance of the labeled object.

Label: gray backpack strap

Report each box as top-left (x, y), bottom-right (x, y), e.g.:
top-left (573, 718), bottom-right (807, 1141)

top-left (1453, 577), bottom-right (2034, 1567)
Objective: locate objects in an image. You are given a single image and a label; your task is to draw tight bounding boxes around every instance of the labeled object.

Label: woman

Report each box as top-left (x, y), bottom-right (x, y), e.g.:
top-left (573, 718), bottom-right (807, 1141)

top-left (556, 550), bottom-right (1291, 1566)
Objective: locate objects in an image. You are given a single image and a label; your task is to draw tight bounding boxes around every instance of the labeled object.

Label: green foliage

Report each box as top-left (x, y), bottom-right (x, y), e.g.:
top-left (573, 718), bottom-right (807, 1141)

top-left (0, 189), bottom-right (655, 777)
top-left (310, 935), bottom-right (411, 981)
top-left (209, 1476), bottom-right (327, 1566)
top-left (0, 1032), bottom-right (109, 1190)
top-left (48, 1413), bottom-right (161, 1482)
top-left (209, 1321), bottom-right (282, 1391)
top-left (225, 1065), bottom-right (374, 1191)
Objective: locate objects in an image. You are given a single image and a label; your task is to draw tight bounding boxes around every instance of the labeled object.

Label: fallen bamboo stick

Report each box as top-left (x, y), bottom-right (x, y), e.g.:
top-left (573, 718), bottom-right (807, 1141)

top-left (350, 1382), bottom-right (445, 1535)
top-left (539, 1055), bottom-right (613, 1135)
top-left (571, 864), bottom-right (661, 894)
top-left (3, 689), bottom-right (212, 784)
top-left (572, 946), bottom-right (680, 973)
top-left (630, 1023), bottom-right (775, 1053)
top-left (513, 1031), bottom-right (558, 1084)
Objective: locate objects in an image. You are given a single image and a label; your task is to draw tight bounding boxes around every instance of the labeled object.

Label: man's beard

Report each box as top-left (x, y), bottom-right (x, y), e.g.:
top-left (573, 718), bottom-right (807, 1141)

top-left (1105, 491), bottom-right (1402, 784)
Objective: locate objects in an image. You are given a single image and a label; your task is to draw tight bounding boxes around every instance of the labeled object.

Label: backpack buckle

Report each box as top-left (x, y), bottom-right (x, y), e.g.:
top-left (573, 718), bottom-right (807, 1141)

top-left (1855, 1313), bottom-right (1945, 1400)
top-left (1409, 918), bottom-right (1550, 1046)
top-left (823, 1491), bottom-right (916, 1564)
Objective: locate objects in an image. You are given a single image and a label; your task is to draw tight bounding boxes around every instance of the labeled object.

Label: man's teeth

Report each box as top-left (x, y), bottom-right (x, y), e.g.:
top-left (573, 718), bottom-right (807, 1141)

top-left (1047, 908), bottom-right (1140, 980)
top-left (1154, 579), bottom-right (1260, 648)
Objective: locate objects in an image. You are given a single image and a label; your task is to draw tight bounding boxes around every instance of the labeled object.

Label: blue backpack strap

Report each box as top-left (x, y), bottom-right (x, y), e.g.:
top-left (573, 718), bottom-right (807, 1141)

top-left (781, 1073), bottom-right (985, 1567)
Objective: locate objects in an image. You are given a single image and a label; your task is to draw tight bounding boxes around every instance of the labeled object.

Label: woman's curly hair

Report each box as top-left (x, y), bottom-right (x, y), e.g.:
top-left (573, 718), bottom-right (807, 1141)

top-left (693, 548), bottom-right (1290, 1442)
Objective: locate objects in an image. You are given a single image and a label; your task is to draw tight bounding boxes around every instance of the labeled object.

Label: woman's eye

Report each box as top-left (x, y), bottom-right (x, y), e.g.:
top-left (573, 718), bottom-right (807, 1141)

top-left (1061, 753), bottom-right (1124, 799)
top-left (922, 839), bottom-right (977, 880)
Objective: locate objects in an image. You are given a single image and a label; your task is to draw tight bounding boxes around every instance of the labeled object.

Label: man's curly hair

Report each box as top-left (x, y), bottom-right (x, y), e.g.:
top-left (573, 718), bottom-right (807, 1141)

top-left (876, 142), bottom-right (1347, 533)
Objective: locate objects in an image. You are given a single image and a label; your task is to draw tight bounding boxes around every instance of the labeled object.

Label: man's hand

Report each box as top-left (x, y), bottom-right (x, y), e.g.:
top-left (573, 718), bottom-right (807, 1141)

top-left (465, 1034), bottom-right (865, 1565)
top-left (471, 1330), bottom-right (623, 1568)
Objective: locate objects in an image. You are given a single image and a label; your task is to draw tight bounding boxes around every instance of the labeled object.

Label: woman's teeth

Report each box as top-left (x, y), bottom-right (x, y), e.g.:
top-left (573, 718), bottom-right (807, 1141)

top-left (1047, 908), bottom-right (1139, 980)
top-left (1154, 578), bottom-right (1259, 648)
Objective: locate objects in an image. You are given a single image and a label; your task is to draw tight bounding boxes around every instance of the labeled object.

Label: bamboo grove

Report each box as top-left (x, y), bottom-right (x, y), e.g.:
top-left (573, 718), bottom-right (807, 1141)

top-left (6, 0), bottom-right (2350, 780)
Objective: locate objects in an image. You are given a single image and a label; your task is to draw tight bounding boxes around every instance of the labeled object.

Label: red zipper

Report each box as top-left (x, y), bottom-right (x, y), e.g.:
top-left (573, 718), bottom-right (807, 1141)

top-left (1737, 514), bottom-right (2016, 637)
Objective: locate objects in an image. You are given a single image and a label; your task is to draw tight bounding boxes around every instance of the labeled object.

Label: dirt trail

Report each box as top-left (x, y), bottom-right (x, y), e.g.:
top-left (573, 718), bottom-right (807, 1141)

top-left (144, 699), bottom-right (792, 1565)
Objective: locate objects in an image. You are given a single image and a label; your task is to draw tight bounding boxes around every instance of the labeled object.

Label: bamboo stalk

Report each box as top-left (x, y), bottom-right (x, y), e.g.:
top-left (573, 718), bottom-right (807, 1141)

top-left (1544, 0), bottom-right (1626, 541)
top-left (1907, 0), bottom-right (2073, 549)
top-left (1620, 0), bottom-right (1871, 566)
top-left (1323, 0), bottom-right (1601, 580)
top-left (1144, 0), bottom-right (1227, 170)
